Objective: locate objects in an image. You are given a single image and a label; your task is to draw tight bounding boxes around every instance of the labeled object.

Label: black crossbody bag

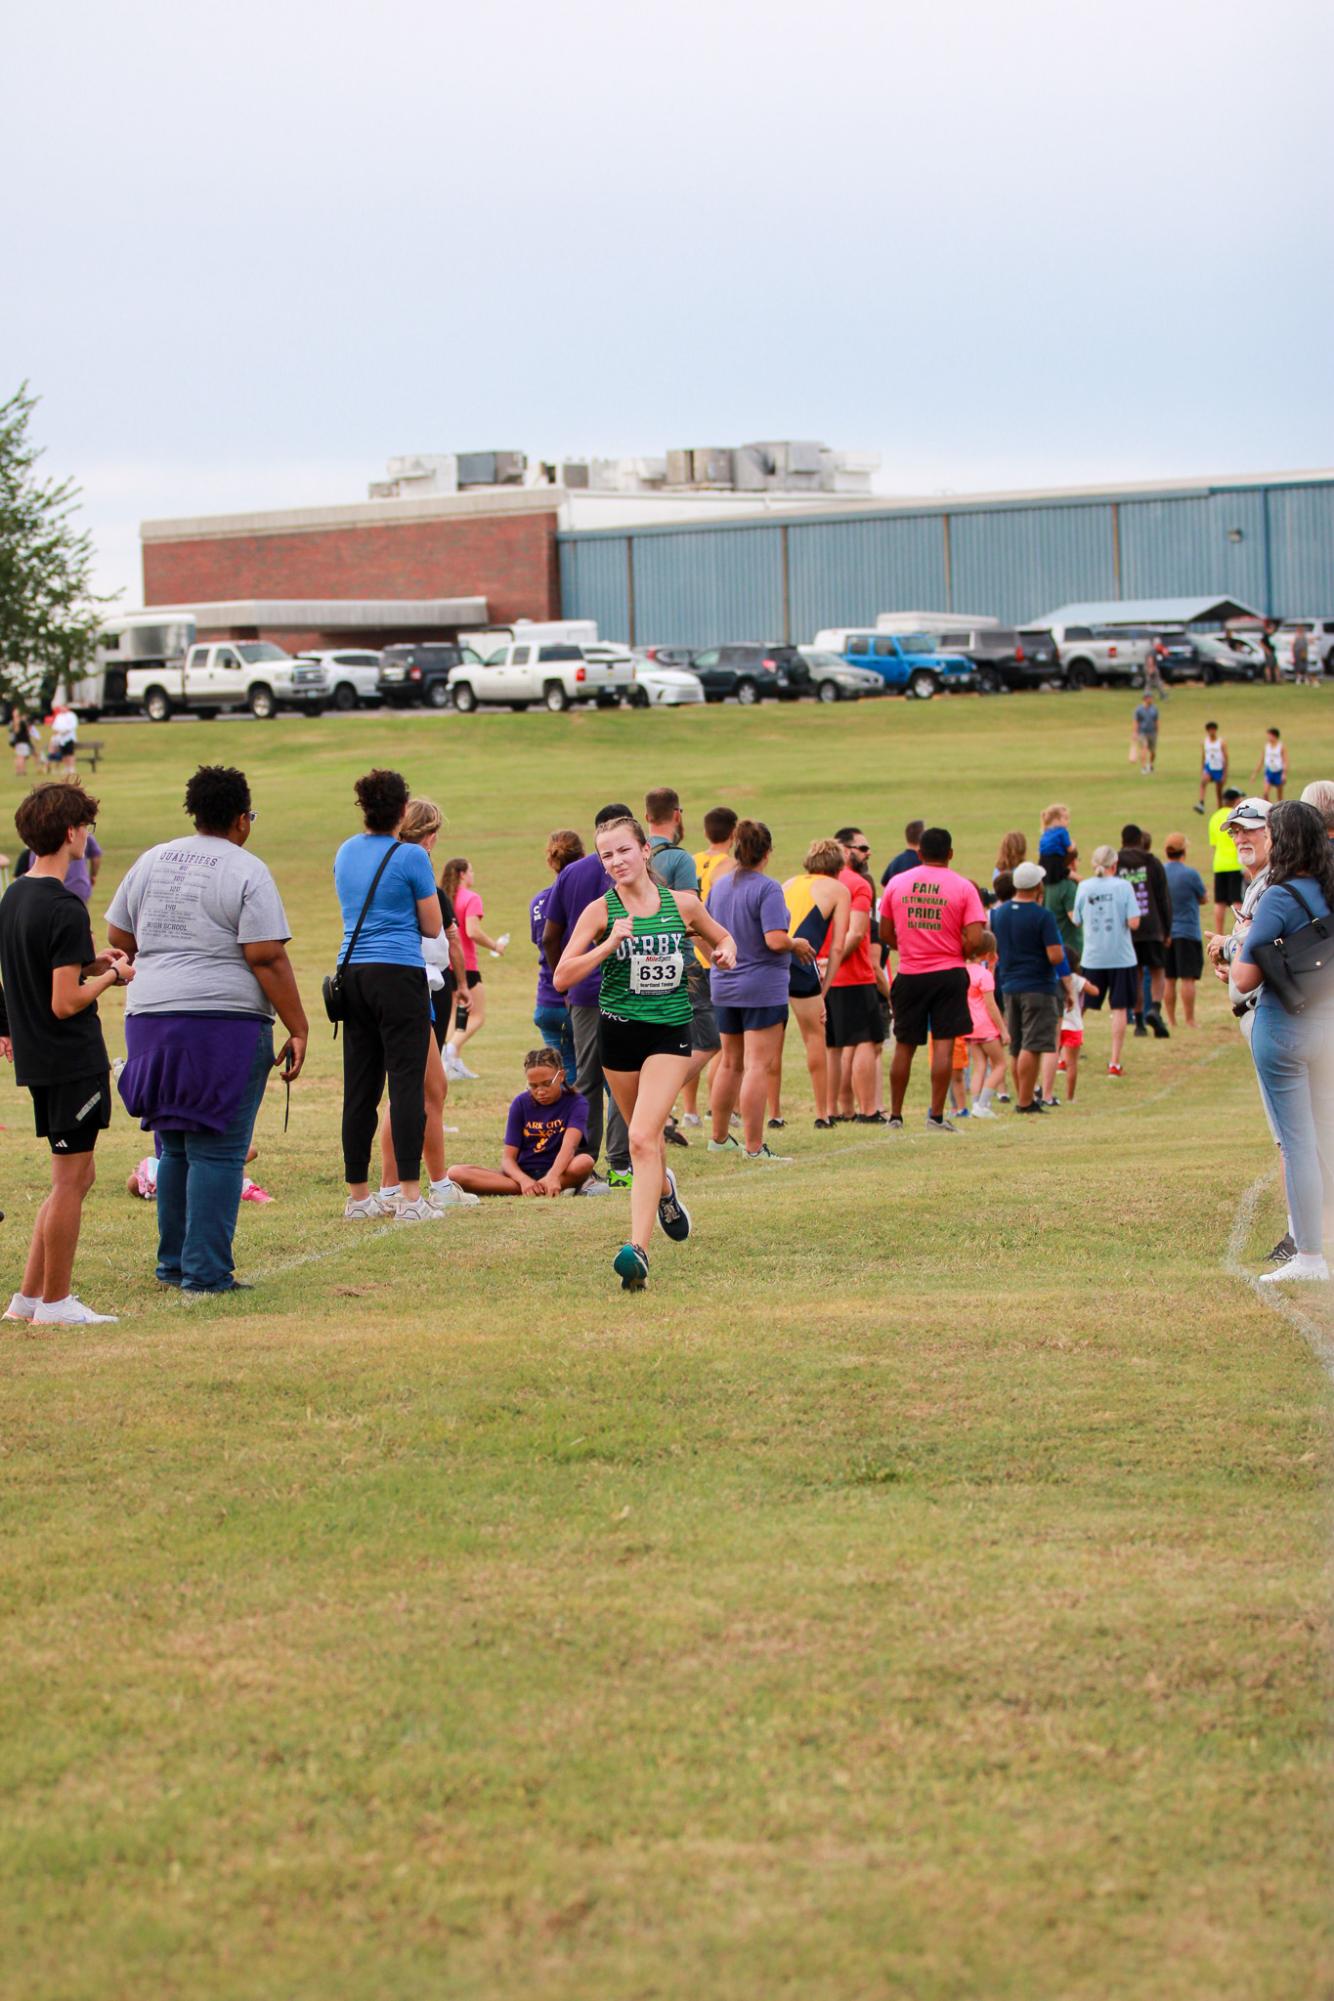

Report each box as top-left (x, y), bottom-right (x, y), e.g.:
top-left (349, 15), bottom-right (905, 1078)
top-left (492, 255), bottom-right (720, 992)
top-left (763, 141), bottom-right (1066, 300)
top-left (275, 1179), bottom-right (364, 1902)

top-left (1248, 880), bottom-right (1334, 1016)
top-left (323, 842), bottom-right (401, 1033)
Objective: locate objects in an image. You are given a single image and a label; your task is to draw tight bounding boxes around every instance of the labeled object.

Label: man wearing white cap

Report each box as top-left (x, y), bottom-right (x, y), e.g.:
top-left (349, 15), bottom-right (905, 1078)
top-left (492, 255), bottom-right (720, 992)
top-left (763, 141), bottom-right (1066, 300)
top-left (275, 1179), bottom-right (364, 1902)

top-left (994, 861), bottom-right (1065, 1115)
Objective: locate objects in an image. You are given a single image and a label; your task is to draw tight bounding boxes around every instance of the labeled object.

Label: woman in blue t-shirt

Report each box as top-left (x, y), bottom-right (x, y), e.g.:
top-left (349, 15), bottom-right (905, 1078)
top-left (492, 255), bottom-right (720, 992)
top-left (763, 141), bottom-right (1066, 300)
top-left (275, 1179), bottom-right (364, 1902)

top-left (333, 768), bottom-right (444, 1222)
top-left (1233, 801), bottom-right (1334, 1282)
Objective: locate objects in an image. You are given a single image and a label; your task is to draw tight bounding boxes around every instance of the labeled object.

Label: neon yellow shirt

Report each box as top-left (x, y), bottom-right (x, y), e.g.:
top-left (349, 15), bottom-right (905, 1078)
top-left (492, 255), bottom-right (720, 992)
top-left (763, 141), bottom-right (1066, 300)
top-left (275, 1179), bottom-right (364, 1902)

top-left (1207, 806), bottom-right (1239, 871)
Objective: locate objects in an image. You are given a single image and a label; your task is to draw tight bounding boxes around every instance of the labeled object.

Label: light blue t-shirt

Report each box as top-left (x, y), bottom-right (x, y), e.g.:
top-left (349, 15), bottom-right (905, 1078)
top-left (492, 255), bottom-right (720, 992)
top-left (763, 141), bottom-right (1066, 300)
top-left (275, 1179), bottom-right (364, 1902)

top-left (1074, 875), bottom-right (1139, 970)
top-left (334, 835), bottom-right (437, 968)
top-left (1165, 860), bottom-right (1207, 941)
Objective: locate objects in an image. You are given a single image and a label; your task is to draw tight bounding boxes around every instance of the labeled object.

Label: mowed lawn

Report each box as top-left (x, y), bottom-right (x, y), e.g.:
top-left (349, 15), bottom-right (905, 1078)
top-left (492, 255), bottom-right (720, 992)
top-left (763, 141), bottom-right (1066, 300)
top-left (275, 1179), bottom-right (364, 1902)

top-left (1, 687), bottom-right (1331, 2000)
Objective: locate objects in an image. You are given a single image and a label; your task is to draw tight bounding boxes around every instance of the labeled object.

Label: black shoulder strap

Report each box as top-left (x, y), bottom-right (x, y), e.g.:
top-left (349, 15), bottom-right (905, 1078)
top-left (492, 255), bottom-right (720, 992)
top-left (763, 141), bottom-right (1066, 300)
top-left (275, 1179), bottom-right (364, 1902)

top-left (340, 842), bottom-right (401, 972)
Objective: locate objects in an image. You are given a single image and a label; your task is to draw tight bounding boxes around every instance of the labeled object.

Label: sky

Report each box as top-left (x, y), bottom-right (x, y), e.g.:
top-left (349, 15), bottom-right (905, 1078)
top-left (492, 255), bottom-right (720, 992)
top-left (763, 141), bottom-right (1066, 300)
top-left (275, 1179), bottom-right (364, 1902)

top-left (5, 0), bottom-right (1332, 601)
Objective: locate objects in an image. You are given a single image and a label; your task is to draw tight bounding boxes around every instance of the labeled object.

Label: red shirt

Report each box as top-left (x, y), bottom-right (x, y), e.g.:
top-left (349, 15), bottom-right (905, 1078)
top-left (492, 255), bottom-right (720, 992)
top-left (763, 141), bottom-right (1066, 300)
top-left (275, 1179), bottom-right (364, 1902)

top-left (884, 865), bottom-right (985, 974)
top-left (833, 868), bottom-right (875, 987)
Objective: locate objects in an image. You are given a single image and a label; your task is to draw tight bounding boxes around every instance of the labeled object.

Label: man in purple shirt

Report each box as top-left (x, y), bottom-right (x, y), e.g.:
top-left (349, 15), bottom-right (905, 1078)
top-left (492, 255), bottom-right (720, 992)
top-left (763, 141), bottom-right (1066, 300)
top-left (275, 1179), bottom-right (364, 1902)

top-left (541, 802), bottom-right (632, 1181)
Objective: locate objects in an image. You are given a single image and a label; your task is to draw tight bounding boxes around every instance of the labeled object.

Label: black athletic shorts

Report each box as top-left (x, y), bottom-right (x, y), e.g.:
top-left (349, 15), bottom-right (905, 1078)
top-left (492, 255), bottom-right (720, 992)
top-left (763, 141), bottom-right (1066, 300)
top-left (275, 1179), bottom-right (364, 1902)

top-left (824, 984), bottom-right (882, 1049)
top-left (1165, 937), bottom-right (1204, 981)
top-left (599, 1014), bottom-right (692, 1073)
top-left (465, 969), bottom-right (483, 990)
top-left (30, 1070), bottom-right (112, 1154)
top-left (1214, 870), bottom-right (1243, 906)
top-left (1133, 936), bottom-right (1165, 971)
top-left (1082, 965), bottom-right (1140, 1011)
top-left (889, 966), bottom-right (971, 1047)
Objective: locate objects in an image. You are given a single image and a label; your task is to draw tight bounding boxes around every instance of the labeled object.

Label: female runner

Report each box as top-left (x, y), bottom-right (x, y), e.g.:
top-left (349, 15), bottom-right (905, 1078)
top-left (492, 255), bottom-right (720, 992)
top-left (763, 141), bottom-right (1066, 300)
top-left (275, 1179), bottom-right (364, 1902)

top-left (555, 813), bottom-right (736, 1290)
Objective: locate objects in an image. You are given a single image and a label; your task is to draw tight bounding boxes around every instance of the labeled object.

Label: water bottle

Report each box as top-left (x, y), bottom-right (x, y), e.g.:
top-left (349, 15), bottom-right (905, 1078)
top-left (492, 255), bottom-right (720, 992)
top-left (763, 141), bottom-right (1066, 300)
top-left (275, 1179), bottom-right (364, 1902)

top-left (490, 931), bottom-right (510, 960)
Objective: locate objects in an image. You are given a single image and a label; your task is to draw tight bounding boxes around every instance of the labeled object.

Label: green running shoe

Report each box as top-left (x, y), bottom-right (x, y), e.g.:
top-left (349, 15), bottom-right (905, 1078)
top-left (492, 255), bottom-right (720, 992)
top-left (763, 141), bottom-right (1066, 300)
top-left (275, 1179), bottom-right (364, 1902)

top-left (607, 1168), bottom-right (634, 1188)
top-left (613, 1243), bottom-right (650, 1291)
top-left (707, 1134), bottom-right (741, 1154)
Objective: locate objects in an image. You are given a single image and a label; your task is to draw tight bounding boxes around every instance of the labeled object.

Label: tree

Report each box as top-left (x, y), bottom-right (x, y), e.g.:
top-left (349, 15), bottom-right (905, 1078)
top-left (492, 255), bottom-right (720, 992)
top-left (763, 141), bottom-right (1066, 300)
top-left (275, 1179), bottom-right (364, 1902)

top-left (0, 383), bottom-right (106, 708)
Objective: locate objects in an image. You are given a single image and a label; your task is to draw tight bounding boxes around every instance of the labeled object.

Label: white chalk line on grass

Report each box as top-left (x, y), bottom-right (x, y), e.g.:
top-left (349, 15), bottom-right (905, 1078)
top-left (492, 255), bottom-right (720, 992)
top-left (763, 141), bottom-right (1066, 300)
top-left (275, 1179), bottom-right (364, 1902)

top-left (1223, 1170), bottom-right (1334, 1384)
top-left (234, 1038), bottom-right (1241, 1290)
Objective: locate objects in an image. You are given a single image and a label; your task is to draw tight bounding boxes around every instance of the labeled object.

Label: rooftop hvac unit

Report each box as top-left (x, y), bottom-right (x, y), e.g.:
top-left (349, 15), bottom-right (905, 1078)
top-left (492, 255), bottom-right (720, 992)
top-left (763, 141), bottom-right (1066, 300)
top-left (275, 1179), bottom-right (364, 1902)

top-left (665, 449), bottom-right (693, 487)
top-left (787, 440), bottom-right (824, 476)
top-left (492, 451), bottom-right (526, 484)
top-left (456, 450), bottom-right (527, 487)
top-left (561, 461), bottom-right (591, 489)
top-left (692, 447), bottom-right (733, 485)
top-left (733, 445), bottom-right (772, 491)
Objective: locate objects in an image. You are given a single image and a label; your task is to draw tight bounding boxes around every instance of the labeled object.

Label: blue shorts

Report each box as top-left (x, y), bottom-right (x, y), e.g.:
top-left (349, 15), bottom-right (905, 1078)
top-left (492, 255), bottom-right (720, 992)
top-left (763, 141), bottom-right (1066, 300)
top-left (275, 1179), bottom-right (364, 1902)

top-left (715, 1002), bottom-right (789, 1035)
top-left (1081, 965), bottom-right (1139, 1011)
top-left (1203, 764), bottom-right (1225, 779)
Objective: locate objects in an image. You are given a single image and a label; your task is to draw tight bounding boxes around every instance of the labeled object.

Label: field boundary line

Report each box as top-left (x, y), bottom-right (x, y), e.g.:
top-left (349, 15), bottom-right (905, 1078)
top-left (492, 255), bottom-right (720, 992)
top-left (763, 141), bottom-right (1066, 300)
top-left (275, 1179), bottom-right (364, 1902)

top-left (1223, 1169), bottom-right (1334, 1383)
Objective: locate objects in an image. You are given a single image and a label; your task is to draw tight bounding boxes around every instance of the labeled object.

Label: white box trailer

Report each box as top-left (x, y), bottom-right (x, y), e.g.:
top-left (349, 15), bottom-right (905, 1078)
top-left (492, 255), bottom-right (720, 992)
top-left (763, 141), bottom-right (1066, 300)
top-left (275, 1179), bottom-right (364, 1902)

top-left (460, 617), bottom-right (599, 660)
top-left (874, 610), bottom-right (1000, 633)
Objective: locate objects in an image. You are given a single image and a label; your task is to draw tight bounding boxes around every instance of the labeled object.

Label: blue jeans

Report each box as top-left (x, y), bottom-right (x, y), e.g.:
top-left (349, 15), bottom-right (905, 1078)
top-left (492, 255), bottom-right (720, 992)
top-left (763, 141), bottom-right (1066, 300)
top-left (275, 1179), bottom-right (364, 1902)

top-left (1249, 1001), bottom-right (1334, 1254)
top-left (533, 1004), bottom-right (578, 1086)
top-left (156, 1026), bottom-right (273, 1291)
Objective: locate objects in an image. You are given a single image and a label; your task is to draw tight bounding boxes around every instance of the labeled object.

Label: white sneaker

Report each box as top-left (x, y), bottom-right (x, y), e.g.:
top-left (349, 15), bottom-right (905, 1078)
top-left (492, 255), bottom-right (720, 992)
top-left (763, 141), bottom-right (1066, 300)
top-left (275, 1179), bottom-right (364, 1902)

top-left (680, 1112), bottom-right (702, 1128)
top-left (377, 1185), bottom-right (401, 1206)
top-left (395, 1196), bottom-right (447, 1223)
top-left (575, 1175), bottom-right (612, 1196)
top-left (430, 1178), bottom-right (481, 1208)
top-left (32, 1296), bottom-right (118, 1325)
top-left (1258, 1253), bottom-right (1330, 1284)
top-left (969, 1104), bottom-right (999, 1119)
top-left (4, 1291), bottom-right (39, 1321)
top-left (343, 1193), bottom-right (395, 1219)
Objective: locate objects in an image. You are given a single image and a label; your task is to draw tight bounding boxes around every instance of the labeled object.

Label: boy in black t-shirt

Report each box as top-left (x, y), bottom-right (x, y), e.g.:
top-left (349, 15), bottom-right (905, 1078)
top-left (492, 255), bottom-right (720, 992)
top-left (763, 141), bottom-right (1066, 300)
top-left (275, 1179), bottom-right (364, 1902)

top-left (0, 783), bottom-right (133, 1326)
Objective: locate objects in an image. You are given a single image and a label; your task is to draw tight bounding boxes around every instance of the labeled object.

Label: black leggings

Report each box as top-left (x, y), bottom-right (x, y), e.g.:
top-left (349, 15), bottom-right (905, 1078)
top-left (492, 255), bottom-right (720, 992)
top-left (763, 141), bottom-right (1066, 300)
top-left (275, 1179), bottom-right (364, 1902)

top-left (340, 964), bottom-right (431, 1185)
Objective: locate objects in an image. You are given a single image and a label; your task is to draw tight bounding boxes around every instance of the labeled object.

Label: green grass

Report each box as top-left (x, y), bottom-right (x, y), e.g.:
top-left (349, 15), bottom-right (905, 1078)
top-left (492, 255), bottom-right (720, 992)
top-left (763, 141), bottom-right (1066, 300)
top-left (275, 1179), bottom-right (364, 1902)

top-left (1, 686), bottom-right (1331, 1998)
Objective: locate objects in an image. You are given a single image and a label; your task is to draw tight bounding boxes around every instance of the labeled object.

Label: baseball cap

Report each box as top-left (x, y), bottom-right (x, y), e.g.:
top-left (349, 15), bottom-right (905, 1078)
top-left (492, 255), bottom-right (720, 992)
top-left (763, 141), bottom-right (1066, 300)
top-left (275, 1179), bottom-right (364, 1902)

top-left (1013, 861), bottom-right (1047, 889)
top-left (1222, 796), bottom-right (1272, 832)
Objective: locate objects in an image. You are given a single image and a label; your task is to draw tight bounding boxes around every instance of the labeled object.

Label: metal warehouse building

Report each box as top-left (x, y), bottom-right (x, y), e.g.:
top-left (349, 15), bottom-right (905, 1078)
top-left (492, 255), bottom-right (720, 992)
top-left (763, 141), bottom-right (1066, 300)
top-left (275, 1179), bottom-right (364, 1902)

top-left (557, 471), bottom-right (1334, 646)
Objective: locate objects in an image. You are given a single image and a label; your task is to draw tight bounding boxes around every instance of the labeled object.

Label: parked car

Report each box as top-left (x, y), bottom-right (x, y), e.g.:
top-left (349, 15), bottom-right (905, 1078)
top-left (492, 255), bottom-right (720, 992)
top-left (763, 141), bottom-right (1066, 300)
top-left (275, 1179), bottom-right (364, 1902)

top-left (685, 645), bottom-right (812, 704)
top-left (931, 625), bottom-right (1061, 692)
top-left (1035, 624), bottom-right (1153, 687)
top-left (134, 642), bottom-right (327, 721)
top-left (838, 632), bottom-right (976, 699)
top-left (625, 660), bottom-right (707, 707)
top-left (1276, 619), bottom-right (1334, 675)
top-left (378, 643), bottom-right (483, 708)
top-left (1188, 630), bottom-right (1266, 682)
top-left (295, 648), bottom-right (384, 710)
top-left (450, 641), bottom-right (634, 713)
top-left (796, 651), bottom-right (888, 702)
top-left (1140, 629), bottom-right (1201, 685)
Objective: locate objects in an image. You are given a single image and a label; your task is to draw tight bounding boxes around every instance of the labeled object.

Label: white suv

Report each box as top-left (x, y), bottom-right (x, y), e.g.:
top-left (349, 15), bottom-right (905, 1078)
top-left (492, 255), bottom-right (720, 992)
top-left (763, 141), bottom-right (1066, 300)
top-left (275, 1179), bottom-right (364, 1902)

top-left (295, 649), bottom-right (383, 710)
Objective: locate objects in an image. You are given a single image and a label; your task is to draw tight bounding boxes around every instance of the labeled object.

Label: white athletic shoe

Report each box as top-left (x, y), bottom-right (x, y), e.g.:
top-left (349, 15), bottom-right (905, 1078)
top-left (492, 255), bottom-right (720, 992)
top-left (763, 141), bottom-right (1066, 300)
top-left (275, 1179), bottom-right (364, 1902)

top-left (3, 1291), bottom-right (40, 1321)
top-left (1258, 1253), bottom-right (1330, 1284)
top-left (969, 1104), bottom-right (999, 1119)
top-left (32, 1296), bottom-right (118, 1325)
top-left (395, 1196), bottom-right (448, 1223)
top-left (377, 1185), bottom-right (402, 1206)
top-left (680, 1112), bottom-right (703, 1128)
top-left (430, 1178), bottom-right (481, 1208)
top-left (343, 1193), bottom-right (396, 1219)
top-left (574, 1175), bottom-right (612, 1196)
top-left (743, 1144), bottom-right (791, 1164)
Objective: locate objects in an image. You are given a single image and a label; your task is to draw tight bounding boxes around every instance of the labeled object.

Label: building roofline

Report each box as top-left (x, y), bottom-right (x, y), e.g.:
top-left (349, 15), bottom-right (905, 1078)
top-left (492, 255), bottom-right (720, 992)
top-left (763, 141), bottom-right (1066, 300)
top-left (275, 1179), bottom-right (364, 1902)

top-left (141, 487), bottom-right (563, 543)
top-left (144, 597), bottom-right (488, 627)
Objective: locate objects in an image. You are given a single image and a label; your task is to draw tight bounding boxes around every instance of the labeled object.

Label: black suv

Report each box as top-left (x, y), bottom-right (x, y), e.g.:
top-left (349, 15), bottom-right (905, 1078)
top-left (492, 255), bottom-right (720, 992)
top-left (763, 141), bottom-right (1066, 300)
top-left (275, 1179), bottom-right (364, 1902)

top-left (686, 644), bottom-right (811, 704)
top-left (378, 643), bottom-right (482, 708)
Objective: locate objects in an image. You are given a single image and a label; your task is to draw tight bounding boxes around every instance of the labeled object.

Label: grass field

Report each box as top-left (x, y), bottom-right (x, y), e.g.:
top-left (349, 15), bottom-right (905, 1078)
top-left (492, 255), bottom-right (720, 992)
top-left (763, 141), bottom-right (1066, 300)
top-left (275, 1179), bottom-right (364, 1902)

top-left (2, 685), bottom-right (1331, 1999)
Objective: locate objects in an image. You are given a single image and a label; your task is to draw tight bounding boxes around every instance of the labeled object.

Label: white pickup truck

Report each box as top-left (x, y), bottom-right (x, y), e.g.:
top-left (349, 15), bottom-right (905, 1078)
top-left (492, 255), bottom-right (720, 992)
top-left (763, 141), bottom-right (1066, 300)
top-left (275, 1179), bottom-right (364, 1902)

top-left (1038, 624), bottom-right (1154, 688)
top-left (449, 640), bottom-right (635, 713)
top-left (134, 643), bottom-right (329, 721)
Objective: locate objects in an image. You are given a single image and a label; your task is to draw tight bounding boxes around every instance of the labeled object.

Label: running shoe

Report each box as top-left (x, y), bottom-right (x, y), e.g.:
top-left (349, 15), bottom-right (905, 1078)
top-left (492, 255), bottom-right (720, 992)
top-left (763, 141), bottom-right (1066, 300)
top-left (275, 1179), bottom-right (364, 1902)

top-left (767, 1118), bottom-right (786, 1130)
top-left (854, 1111), bottom-right (889, 1125)
top-left (813, 1118), bottom-right (835, 1130)
top-left (607, 1168), bottom-right (634, 1187)
top-left (343, 1193), bottom-right (396, 1219)
top-left (1107, 1063), bottom-right (1124, 1077)
top-left (664, 1120), bottom-right (689, 1149)
top-left (4, 1291), bottom-right (38, 1321)
top-left (1014, 1101), bottom-right (1045, 1116)
top-left (969, 1104), bottom-right (999, 1119)
top-left (707, 1135), bottom-right (741, 1154)
top-left (430, 1178), bottom-right (482, 1208)
top-left (1265, 1233), bottom-right (1296, 1264)
top-left (1259, 1253), bottom-right (1330, 1284)
top-left (995, 1092), bottom-right (1011, 1104)
top-left (32, 1297), bottom-right (118, 1325)
top-left (743, 1144), bottom-right (791, 1163)
top-left (1193, 801), bottom-right (1205, 814)
top-left (1056, 1057), bottom-right (1067, 1072)
top-left (614, 1243), bottom-right (650, 1290)
top-left (657, 1168), bottom-right (691, 1241)
top-left (680, 1112), bottom-right (702, 1128)
top-left (1042, 1096), bottom-right (1060, 1108)
top-left (887, 1115), bottom-right (905, 1130)
top-left (395, 1196), bottom-right (448, 1223)
top-left (575, 1175), bottom-right (612, 1197)
top-left (1134, 1021), bottom-right (1149, 1037)
top-left (925, 1115), bottom-right (958, 1133)
top-left (1148, 1011), bottom-right (1171, 1039)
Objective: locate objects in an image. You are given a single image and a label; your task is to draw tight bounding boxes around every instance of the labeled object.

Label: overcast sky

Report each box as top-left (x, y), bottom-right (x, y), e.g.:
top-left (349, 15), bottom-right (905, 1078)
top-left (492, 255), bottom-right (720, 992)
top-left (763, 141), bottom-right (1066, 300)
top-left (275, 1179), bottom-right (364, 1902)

top-left (6, 0), bottom-right (1331, 600)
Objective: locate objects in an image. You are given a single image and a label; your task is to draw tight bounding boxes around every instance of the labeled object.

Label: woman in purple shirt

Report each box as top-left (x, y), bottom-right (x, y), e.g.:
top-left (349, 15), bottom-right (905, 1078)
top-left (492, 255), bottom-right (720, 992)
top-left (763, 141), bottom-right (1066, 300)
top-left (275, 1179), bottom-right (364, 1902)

top-left (706, 819), bottom-right (814, 1161)
top-left (530, 828), bottom-right (584, 1085)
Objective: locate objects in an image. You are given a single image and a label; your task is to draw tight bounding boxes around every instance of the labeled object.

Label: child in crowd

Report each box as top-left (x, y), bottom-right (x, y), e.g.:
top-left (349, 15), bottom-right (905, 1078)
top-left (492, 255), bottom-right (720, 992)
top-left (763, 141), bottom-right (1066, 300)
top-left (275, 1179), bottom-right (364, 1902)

top-left (1037, 804), bottom-right (1073, 881)
top-left (446, 1048), bottom-right (598, 1197)
top-left (1254, 728), bottom-right (1288, 801)
top-left (128, 1142), bottom-right (272, 1204)
top-left (930, 1033), bottom-right (971, 1117)
top-left (964, 928), bottom-right (1007, 1118)
top-left (1055, 971), bottom-right (1099, 1101)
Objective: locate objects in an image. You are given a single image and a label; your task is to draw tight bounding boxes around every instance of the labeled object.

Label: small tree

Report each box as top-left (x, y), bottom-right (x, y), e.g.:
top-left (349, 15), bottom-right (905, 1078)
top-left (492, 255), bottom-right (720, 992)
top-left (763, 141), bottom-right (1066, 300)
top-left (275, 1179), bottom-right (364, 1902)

top-left (0, 383), bottom-right (107, 711)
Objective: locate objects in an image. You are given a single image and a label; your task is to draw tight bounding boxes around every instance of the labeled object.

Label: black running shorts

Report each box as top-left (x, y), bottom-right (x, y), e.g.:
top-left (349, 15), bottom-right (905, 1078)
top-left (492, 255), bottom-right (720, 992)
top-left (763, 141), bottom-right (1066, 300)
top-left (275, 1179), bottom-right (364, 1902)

top-left (889, 967), bottom-right (971, 1047)
top-left (599, 1014), bottom-right (692, 1073)
top-left (29, 1071), bottom-right (112, 1154)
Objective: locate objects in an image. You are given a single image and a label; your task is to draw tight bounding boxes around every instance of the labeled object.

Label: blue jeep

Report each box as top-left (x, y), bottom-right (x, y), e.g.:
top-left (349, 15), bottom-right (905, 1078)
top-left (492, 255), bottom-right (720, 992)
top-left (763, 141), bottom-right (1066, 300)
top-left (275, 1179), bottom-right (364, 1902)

top-left (840, 632), bottom-right (977, 698)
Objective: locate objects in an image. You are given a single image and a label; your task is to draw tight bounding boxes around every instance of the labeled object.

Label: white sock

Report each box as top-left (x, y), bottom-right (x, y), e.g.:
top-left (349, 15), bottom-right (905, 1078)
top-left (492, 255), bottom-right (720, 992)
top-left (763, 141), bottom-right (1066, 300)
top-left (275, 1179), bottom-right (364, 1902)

top-left (378, 1184), bottom-right (401, 1201)
top-left (976, 1085), bottom-right (993, 1110)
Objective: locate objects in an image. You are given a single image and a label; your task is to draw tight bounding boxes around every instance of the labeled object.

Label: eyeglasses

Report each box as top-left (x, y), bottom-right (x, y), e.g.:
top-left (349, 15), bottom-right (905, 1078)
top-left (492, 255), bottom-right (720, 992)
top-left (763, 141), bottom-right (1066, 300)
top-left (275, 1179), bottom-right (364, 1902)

top-left (849, 843), bottom-right (870, 855)
top-left (246, 809), bottom-right (258, 822)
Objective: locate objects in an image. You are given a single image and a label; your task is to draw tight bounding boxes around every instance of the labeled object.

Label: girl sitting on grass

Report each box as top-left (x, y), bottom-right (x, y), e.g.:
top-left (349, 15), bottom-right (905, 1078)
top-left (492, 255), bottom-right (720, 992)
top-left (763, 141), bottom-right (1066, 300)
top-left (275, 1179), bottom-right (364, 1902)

top-left (445, 1048), bottom-right (598, 1197)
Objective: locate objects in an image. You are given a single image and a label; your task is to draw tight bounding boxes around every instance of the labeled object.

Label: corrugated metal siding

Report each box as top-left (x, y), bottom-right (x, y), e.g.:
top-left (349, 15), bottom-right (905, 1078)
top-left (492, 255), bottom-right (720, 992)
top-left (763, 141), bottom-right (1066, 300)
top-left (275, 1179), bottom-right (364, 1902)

top-left (559, 536), bottom-right (630, 642)
top-left (1119, 489), bottom-right (1268, 606)
top-left (787, 515), bottom-right (946, 637)
top-left (631, 526), bottom-right (785, 648)
top-left (950, 504), bottom-right (1117, 624)
top-left (1267, 484), bottom-right (1334, 611)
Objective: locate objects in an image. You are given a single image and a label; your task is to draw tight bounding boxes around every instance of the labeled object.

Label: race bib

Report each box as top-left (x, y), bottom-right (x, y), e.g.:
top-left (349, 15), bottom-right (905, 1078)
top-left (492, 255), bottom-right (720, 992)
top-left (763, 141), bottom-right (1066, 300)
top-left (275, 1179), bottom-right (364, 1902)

top-left (630, 951), bottom-right (685, 995)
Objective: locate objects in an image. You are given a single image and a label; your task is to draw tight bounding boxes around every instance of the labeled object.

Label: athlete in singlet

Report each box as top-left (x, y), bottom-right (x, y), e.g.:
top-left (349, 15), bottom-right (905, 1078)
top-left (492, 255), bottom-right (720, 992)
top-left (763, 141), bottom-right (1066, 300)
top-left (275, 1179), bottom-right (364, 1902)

top-left (1257, 727), bottom-right (1287, 801)
top-left (1197, 722), bottom-right (1228, 812)
top-left (781, 841), bottom-right (851, 1127)
top-left (555, 814), bottom-right (736, 1291)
